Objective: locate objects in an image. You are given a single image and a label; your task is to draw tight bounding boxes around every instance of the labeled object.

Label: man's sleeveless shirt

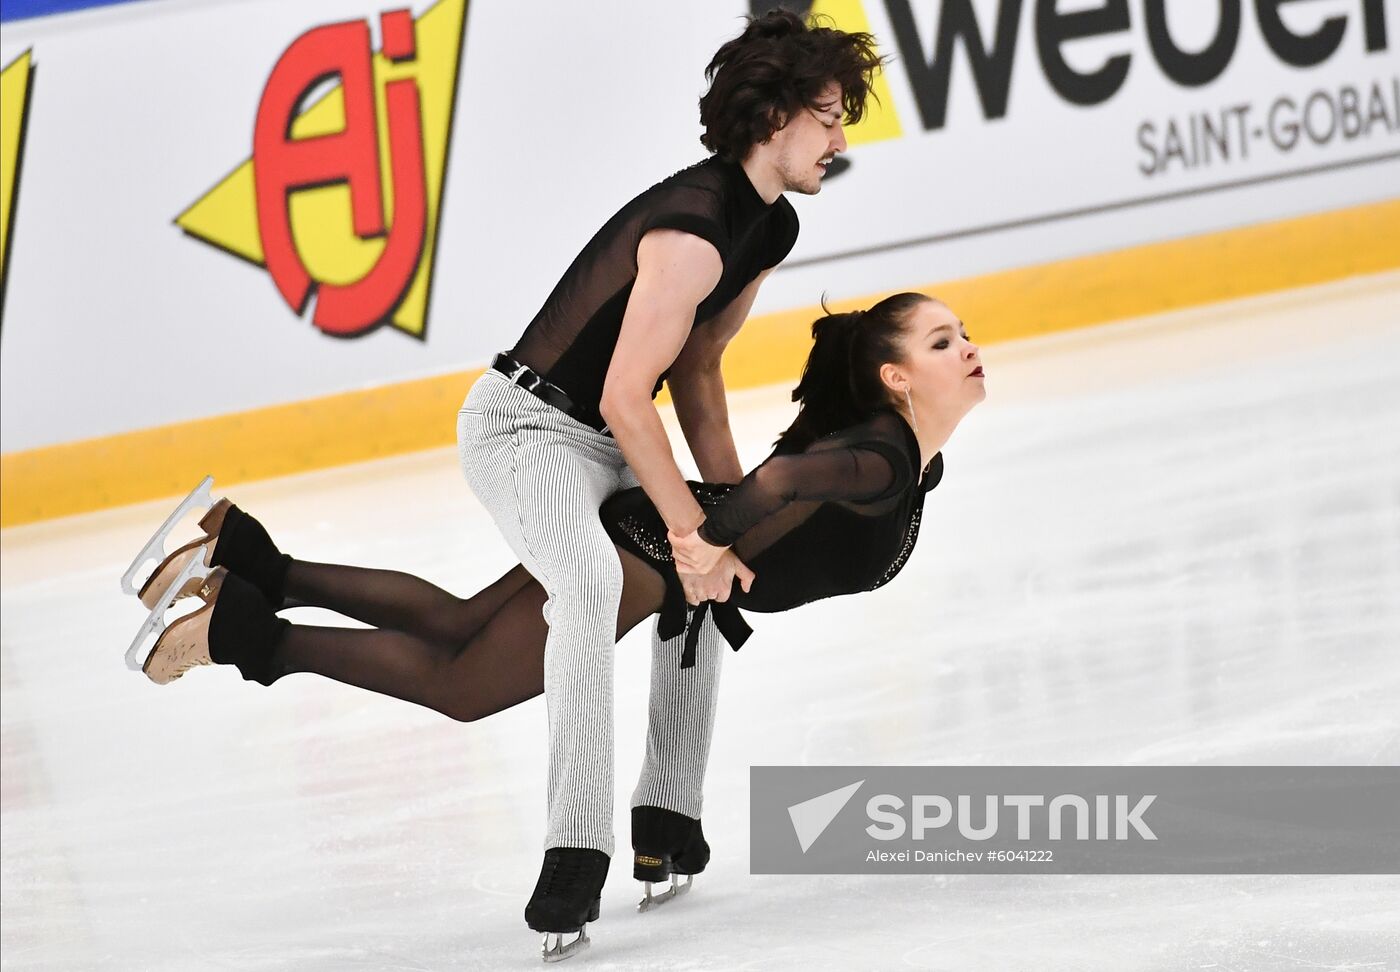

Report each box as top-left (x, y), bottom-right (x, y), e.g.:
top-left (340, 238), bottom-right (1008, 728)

top-left (509, 157), bottom-right (800, 429)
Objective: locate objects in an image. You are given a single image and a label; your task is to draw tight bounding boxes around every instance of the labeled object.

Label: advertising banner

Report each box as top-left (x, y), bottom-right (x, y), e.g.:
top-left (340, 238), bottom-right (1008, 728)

top-left (0, 0), bottom-right (1395, 455)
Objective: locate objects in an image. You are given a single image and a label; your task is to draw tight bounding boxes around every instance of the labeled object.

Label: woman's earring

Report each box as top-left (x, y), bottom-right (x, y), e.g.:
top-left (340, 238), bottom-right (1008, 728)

top-left (904, 385), bottom-right (919, 434)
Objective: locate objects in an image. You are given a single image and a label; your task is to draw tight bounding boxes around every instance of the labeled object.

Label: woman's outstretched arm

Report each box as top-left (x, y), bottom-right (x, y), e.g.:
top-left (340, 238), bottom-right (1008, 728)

top-left (697, 439), bottom-right (911, 548)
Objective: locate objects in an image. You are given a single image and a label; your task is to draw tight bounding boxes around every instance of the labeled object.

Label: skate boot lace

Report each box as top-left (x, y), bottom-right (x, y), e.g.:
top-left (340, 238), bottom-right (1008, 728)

top-left (539, 852), bottom-right (592, 896)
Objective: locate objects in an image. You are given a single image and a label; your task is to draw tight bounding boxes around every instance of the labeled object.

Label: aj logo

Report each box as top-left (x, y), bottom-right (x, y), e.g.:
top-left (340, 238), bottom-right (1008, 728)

top-left (177, 0), bottom-right (466, 339)
top-left (1, 48), bottom-right (35, 323)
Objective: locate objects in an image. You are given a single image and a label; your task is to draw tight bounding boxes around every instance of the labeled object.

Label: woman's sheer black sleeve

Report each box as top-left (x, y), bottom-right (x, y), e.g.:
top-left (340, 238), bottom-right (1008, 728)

top-left (696, 436), bottom-right (912, 547)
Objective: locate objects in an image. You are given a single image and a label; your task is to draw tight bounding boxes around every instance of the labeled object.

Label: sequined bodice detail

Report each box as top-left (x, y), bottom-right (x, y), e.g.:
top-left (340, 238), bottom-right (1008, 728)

top-left (870, 505), bottom-right (922, 591)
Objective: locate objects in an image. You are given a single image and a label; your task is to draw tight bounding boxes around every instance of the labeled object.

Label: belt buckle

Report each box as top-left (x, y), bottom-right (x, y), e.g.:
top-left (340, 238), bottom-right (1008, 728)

top-left (507, 360), bottom-right (546, 395)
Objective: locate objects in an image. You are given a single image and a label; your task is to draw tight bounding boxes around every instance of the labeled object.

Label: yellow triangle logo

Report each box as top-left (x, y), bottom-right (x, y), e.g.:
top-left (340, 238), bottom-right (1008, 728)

top-left (1, 48), bottom-right (35, 314)
top-left (176, 0), bottom-right (466, 338)
top-left (810, 0), bottom-right (902, 146)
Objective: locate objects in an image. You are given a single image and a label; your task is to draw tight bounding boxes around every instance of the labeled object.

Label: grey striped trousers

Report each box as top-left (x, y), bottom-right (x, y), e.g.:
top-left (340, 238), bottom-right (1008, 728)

top-left (457, 369), bottom-right (723, 856)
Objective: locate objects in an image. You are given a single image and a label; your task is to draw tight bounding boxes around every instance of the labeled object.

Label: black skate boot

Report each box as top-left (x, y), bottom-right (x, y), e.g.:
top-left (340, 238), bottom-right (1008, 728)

top-left (206, 504), bottom-right (292, 607)
top-left (632, 806), bottom-right (709, 912)
top-left (524, 847), bottom-right (610, 962)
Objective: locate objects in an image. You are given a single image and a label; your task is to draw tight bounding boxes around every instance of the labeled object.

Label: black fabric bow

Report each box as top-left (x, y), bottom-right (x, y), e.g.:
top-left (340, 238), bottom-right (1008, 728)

top-left (657, 576), bottom-right (752, 668)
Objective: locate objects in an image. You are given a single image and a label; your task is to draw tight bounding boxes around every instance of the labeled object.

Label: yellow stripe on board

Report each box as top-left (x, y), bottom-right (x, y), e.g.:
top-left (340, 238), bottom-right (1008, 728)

top-left (718, 198), bottom-right (1400, 392)
top-left (3, 198), bottom-right (1398, 527)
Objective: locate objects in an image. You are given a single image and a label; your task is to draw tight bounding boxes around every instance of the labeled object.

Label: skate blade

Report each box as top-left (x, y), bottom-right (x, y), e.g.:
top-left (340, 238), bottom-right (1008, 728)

top-left (120, 476), bottom-right (218, 596)
top-left (124, 554), bottom-right (214, 672)
top-left (541, 926), bottom-right (590, 962)
top-left (637, 874), bottom-right (692, 912)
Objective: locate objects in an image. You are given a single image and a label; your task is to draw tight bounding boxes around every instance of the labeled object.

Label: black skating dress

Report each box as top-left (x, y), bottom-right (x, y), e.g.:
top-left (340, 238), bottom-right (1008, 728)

top-left (600, 408), bottom-right (943, 667)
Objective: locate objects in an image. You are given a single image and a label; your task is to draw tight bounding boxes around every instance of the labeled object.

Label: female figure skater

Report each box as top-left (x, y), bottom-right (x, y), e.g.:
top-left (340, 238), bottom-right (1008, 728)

top-left (125, 291), bottom-right (984, 952)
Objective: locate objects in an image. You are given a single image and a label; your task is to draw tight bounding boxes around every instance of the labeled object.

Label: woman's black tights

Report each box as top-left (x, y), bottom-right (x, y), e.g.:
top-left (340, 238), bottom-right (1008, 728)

top-left (264, 550), bottom-right (667, 722)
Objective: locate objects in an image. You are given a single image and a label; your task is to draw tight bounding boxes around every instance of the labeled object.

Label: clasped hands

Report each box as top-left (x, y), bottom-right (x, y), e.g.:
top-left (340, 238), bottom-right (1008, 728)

top-left (669, 526), bottom-right (754, 606)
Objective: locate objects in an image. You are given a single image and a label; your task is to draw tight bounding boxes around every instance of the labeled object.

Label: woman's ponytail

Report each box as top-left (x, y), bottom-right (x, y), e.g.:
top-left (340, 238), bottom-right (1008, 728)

top-left (774, 293), bottom-right (931, 453)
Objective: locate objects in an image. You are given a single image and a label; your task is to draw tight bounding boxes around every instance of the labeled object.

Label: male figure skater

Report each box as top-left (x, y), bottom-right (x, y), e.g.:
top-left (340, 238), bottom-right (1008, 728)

top-left (455, 9), bottom-right (882, 958)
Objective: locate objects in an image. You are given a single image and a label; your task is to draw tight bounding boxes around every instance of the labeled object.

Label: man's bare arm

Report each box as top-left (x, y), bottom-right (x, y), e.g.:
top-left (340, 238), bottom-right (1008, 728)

top-left (599, 229), bottom-right (723, 537)
top-left (666, 267), bottom-right (774, 485)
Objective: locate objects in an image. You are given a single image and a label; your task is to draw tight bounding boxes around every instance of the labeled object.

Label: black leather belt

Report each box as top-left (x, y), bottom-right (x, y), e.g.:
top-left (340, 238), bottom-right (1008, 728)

top-left (490, 352), bottom-right (611, 436)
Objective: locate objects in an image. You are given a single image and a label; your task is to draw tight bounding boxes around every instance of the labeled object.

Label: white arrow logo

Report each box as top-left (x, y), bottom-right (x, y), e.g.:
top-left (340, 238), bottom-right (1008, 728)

top-left (787, 780), bottom-right (864, 853)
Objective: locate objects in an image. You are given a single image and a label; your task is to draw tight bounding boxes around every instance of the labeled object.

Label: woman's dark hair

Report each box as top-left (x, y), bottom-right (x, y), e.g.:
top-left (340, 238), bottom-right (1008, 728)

top-left (699, 9), bottom-right (885, 163)
top-left (774, 292), bottom-right (933, 453)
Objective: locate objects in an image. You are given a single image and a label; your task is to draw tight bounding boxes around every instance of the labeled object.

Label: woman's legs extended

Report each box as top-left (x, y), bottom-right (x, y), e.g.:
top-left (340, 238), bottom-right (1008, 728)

top-left (267, 575), bottom-right (548, 721)
top-left (282, 560), bottom-right (536, 648)
top-left (264, 548), bottom-right (667, 723)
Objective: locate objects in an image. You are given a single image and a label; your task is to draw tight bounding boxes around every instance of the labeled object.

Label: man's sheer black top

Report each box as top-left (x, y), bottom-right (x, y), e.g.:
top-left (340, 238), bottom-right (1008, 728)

top-left (509, 157), bottom-right (800, 429)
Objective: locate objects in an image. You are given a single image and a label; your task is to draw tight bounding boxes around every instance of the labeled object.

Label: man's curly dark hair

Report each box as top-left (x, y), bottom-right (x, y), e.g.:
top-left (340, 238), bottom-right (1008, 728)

top-left (699, 9), bottom-right (886, 163)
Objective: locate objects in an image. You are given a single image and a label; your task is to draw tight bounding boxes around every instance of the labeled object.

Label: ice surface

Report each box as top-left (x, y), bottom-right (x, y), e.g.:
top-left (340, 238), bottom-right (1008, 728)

top-left (3, 274), bottom-right (1398, 970)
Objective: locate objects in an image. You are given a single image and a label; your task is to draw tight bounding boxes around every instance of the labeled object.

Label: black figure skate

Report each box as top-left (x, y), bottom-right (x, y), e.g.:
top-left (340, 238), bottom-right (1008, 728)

top-left (632, 805), bottom-right (710, 912)
top-left (524, 848), bottom-right (609, 962)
